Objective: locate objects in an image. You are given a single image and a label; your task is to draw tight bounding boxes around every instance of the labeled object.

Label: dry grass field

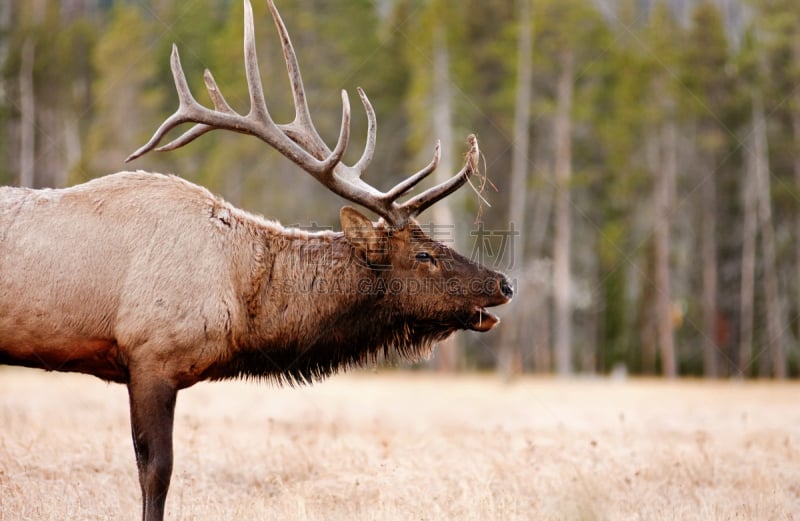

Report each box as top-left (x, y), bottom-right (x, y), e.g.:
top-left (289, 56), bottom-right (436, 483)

top-left (1, 368), bottom-right (799, 521)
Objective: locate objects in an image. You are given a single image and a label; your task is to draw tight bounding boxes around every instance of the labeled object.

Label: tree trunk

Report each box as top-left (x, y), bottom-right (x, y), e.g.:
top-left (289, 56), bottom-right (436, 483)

top-left (430, 24), bottom-right (460, 372)
top-left (530, 261), bottom-right (552, 373)
top-left (655, 115), bottom-right (677, 378)
top-left (19, 37), bottom-right (36, 187)
top-left (700, 140), bottom-right (719, 378)
top-left (499, 0), bottom-right (533, 380)
top-left (739, 123), bottom-right (758, 378)
top-left (793, 37), bottom-right (800, 364)
top-left (642, 132), bottom-right (659, 375)
top-left (61, 108), bottom-right (81, 188)
top-left (553, 48), bottom-right (574, 376)
top-left (752, 93), bottom-right (787, 378)
top-left (794, 110), bottom-right (800, 364)
top-left (529, 181), bottom-right (553, 258)
top-left (0, 2), bottom-right (11, 69)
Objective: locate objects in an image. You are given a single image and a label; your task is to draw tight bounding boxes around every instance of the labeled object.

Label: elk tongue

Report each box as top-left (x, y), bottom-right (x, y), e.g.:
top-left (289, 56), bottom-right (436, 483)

top-left (468, 307), bottom-right (500, 332)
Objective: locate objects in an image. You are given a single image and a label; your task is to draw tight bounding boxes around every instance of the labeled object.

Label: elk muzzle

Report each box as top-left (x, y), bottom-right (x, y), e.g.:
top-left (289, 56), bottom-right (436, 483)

top-left (467, 273), bottom-right (513, 332)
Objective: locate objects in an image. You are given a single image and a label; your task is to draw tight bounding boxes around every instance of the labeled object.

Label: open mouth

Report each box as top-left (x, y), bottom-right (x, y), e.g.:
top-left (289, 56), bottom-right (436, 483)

top-left (468, 307), bottom-right (500, 332)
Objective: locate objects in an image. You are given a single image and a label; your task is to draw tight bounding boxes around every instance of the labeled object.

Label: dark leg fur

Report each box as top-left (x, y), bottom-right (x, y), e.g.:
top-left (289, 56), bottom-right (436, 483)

top-left (127, 377), bottom-right (177, 521)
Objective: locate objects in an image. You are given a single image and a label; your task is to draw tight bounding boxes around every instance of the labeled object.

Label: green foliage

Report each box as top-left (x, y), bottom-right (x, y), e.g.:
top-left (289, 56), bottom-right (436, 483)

top-left (83, 3), bottom-right (165, 181)
top-left (680, 2), bottom-right (736, 152)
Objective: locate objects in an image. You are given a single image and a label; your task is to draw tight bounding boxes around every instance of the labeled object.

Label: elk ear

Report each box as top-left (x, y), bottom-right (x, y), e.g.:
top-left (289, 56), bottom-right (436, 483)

top-left (340, 206), bottom-right (387, 264)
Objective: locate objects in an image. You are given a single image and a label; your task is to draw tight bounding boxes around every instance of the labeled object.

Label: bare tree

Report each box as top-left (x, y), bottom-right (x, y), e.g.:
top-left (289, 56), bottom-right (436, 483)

top-left (793, 37), bottom-right (800, 365)
top-left (752, 92), bottom-right (787, 378)
top-left (18, 38), bottom-right (35, 187)
top-left (430, 24), bottom-right (461, 372)
top-left (700, 146), bottom-right (719, 378)
top-left (654, 108), bottom-right (677, 378)
top-left (500, 0), bottom-right (533, 379)
top-left (739, 121), bottom-right (757, 377)
top-left (553, 47), bottom-right (574, 376)
top-left (0, 3), bottom-right (11, 80)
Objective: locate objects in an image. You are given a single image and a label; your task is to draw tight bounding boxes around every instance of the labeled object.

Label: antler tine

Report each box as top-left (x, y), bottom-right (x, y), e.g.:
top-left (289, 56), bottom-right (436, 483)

top-left (243, 0), bottom-right (269, 123)
top-left (268, 0), bottom-right (373, 176)
top-left (263, 0), bottom-right (358, 171)
top-left (383, 141), bottom-right (441, 202)
top-left (352, 87), bottom-right (377, 172)
top-left (149, 70), bottom-right (238, 153)
top-left (203, 69), bottom-right (237, 114)
top-left (325, 91), bottom-right (352, 172)
top-left (125, 45), bottom-right (199, 162)
top-left (394, 134), bottom-right (480, 221)
top-left (267, 0), bottom-right (323, 147)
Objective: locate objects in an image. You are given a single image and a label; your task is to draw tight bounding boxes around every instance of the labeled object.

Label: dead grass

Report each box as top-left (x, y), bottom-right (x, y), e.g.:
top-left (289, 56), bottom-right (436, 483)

top-left (1, 368), bottom-right (799, 520)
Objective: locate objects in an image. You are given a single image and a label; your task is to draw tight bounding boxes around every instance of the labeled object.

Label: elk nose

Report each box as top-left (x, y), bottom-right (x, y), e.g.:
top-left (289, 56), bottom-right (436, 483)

top-left (499, 275), bottom-right (514, 299)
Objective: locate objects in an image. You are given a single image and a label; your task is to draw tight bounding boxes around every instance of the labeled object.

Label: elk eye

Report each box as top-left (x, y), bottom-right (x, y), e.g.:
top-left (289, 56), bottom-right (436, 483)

top-left (415, 251), bottom-right (434, 263)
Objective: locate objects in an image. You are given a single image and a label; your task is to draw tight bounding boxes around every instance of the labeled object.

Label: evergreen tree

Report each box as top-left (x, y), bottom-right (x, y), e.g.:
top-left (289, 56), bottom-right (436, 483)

top-left (84, 3), bottom-right (163, 180)
top-left (680, 1), bottom-right (736, 377)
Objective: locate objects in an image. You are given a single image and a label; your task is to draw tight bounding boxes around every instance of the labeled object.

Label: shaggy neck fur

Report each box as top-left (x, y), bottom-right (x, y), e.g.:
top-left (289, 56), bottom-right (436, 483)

top-left (213, 224), bottom-right (455, 385)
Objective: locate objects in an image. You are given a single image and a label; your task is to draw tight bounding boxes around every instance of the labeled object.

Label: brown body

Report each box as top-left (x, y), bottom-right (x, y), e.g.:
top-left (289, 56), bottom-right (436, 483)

top-left (0, 171), bottom-right (508, 387)
top-left (1, 172), bottom-right (236, 385)
top-left (0, 2), bottom-right (512, 520)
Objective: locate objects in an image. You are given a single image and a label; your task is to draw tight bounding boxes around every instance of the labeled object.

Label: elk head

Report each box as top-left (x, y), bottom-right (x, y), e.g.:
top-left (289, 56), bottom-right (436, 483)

top-left (127, 0), bottom-right (512, 334)
top-left (340, 206), bottom-right (512, 335)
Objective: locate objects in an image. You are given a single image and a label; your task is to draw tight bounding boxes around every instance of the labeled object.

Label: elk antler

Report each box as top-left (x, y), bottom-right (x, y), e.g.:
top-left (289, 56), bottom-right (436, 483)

top-left (126, 0), bottom-right (480, 228)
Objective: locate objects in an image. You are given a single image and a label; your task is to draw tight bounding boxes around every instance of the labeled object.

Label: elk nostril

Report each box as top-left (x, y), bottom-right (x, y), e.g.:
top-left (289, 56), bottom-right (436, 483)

top-left (500, 276), bottom-right (514, 299)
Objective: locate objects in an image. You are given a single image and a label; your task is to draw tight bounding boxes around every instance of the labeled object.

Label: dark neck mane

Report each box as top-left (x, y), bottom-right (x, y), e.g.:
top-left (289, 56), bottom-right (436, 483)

top-left (209, 225), bottom-right (455, 385)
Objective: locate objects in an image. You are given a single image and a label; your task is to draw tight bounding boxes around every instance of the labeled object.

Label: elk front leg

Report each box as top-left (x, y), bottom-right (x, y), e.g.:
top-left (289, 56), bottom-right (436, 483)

top-left (127, 375), bottom-right (177, 521)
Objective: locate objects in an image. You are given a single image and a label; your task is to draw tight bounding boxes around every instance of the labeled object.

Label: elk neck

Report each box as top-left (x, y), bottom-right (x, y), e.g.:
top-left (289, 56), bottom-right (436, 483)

top-left (209, 223), bottom-right (389, 385)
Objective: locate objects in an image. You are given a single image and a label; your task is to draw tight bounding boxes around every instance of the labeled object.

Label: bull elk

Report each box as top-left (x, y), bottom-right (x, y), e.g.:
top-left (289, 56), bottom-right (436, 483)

top-left (0, 1), bottom-right (512, 520)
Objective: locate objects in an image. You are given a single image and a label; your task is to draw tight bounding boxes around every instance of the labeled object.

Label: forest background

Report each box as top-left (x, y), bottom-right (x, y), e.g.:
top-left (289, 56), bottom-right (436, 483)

top-left (1, 0), bottom-right (799, 379)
